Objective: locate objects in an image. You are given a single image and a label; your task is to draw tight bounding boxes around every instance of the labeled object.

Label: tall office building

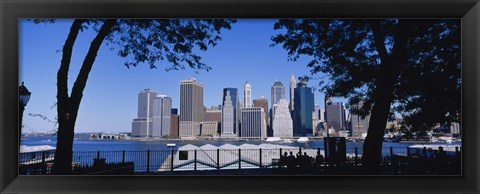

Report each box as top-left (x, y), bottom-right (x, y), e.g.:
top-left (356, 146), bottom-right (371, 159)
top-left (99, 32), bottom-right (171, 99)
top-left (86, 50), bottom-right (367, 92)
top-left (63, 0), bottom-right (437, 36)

top-left (326, 102), bottom-right (347, 132)
top-left (204, 107), bottom-right (222, 135)
top-left (222, 90), bottom-right (236, 136)
top-left (179, 78), bottom-right (204, 138)
top-left (132, 89), bottom-right (157, 137)
top-left (200, 121), bottom-right (219, 136)
top-left (293, 81), bottom-right (313, 136)
top-left (170, 108), bottom-right (179, 138)
top-left (244, 81), bottom-right (252, 108)
top-left (289, 74), bottom-right (296, 112)
top-left (253, 96), bottom-right (269, 136)
top-left (312, 110), bottom-right (319, 135)
top-left (324, 96), bottom-right (332, 123)
top-left (450, 122), bottom-right (461, 136)
top-left (271, 81), bottom-right (285, 134)
top-left (204, 109), bottom-right (222, 122)
top-left (319, 109), bottom-right (325, 122)
top-left (272, 99), bottom-right (293, 137)
top-left (151, 95), bottom-right (172, 138)
top-left (350, 101), bottom-right (370, 138)
top-left (241, 107), bottom-right (266, 138)
top-left (271, 81), bottom-right (286, 108)
top-left (314, 105), bottom-right (321, 120)
top-left (222, 88), bottom-right (240, 135)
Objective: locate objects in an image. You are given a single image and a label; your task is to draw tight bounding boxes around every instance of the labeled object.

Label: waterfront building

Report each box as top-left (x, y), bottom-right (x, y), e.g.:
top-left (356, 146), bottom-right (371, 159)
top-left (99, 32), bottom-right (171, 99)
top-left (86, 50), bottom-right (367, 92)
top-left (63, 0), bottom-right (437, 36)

top-left (272, 99), bottom-right (293, 137)
top-left (200, 121), bottom-right (219, 136)
top-left (152, 95), bottom-right (172, 138)
top-left (203, 106), bottom-right (222, 122)
top-left (204, 107), bottom-right (222, 134)
top-left (314, 105), bottom-right (321, 120)
top-left (222, 88), bottom-right (240, 136)
top-left (289, 74), bottom-right (296, 111)
top-left (271, 81), bottom-right (286, 108)
top-left (240, 107), bottom-right (266, 138)
top-left (350, 101), bottom-right (370, 137)
top-left (293, 81), bottom-right (313, 136)
top-left (312, 109), bottom-right (319, 136)
top-left (132, 89), bottom-right (157, 137)
top-left (271, 81), bottom-right (285, 134)
top-left (326, 102), bottom-right (347, 134)
top-left (271, 103), bottom-right (279, 125)
top-left (170, 108), bottom-right (179, 138)
top-left (324, 96), bottom-right (332, 125)
top-left (253, 96), bottom-right (269, 136)
top-left (132, 118), bottom-right (149, 137)
top-left (244, 81), bottom-right (252, 108)
top-left (179, 78), bottom-right (204, 138)
top-left (204, 108), bottom-right (222, 122)
top-left (450, 122), bottom-right (461, 136)
top-left (157, 143), bottom-right (306, 172)
top-left (319, 108), bottom-right (325, 122)
top-left (222, 90), bottom-right (236, 136)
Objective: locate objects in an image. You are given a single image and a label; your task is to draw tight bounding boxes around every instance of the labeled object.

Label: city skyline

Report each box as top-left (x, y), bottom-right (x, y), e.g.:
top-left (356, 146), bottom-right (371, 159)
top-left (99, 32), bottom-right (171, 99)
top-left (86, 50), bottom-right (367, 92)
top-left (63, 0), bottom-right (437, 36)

top-left (20, 19), bottom-right (345, 133)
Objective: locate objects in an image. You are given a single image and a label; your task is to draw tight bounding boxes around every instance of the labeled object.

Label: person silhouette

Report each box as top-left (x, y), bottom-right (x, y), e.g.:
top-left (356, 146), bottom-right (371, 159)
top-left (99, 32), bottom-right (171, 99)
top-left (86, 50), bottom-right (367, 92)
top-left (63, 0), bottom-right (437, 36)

top-left (280, 152), bottom-right (288, 168)
top-left (435, 146), bottom-right (448, 174)
top-left (287, 151), bottom-right (296, 174)
top-left (315, 151), bottom-right (324, 168)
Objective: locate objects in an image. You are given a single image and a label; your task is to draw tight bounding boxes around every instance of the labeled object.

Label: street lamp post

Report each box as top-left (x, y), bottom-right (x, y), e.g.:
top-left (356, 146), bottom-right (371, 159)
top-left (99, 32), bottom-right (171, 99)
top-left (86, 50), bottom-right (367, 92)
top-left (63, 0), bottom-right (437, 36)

top-left (19, 82), bottom-right (31, 143)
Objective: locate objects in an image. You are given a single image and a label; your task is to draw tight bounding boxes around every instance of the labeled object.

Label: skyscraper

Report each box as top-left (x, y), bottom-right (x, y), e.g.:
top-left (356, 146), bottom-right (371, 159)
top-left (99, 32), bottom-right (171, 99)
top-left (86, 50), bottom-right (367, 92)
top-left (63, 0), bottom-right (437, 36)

top-left (222, 88), bottom-right (240, 135)
top-left (204, 108), bottom-right (222, 122)
top-left (222, 90), bottom-right (235, 136)
top-left (132, 89), bottom-right (157, 137)
top-left (289, 74), bottom-right (296, 111)
top-left (324, 95), bottom-right (332, 124)
top-left (240, 107), bottom-right (266, 137)
top-left (170, 108), bottom-right (179, 138)
top-left (293, 81), bottom-right (313, 136)
top-left (151, 95), bottom-right (172, 138)
top-left (272, 99), bottom-right (293, 137)
top-left (319, 109), bottom-right (325, 122)
top-left (271, 81), bottom-right (285, 134)
top-left (200, 121), bottom-right (218, 136)
top-left (271, 81), bottom-right (286, 108)
top-left (244, 81), bottom-right (252, 108)
top-left (312, 105), bottom-right (320, 136)
top-left (326, 102), bottom-right (347, 133)
top-left (253, 96), bottom-right (269, 136)
top-left (179, 78), bottom-right (204, 138)
top-left (350, 101), bottom-right (370, 138)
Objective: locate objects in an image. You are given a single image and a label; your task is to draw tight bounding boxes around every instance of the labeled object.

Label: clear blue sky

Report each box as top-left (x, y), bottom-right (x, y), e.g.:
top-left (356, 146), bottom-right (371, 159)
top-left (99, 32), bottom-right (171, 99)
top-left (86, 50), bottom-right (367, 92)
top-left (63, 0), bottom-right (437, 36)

top-left (20, 19), bottom-right (346, 133)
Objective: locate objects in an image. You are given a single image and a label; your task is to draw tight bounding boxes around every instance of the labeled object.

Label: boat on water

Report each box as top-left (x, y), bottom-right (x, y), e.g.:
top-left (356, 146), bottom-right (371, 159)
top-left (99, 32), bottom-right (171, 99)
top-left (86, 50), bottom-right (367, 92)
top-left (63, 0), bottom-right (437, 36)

top-left (297, 137), bottom-right (309, 143)
top-left (265, 137), bottom-right (282, 142)
top-left (282, 139), bottom-right (293, 143)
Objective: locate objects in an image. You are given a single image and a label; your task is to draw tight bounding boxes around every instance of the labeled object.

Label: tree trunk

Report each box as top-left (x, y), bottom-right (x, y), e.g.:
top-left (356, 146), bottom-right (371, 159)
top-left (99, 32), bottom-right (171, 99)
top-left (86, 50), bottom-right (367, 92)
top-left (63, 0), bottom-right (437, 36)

top-left (362, 20), bottom-right (411, 174)
top-left (52, 19), bottom-right (117, 174)
top-left (51, 19), bottom-right (84, 175)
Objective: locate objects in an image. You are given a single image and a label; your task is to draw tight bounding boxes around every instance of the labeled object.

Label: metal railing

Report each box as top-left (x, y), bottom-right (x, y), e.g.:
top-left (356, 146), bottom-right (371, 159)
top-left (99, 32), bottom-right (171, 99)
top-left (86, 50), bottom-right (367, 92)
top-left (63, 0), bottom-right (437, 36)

top-left (19, 146), bottom-right (461, 175)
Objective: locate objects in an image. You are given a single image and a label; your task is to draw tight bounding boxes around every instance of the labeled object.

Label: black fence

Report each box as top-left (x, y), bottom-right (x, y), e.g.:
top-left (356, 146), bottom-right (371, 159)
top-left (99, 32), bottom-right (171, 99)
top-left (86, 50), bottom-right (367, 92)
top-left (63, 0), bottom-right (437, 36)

top-left (19, 146), bottom-right (461, 175)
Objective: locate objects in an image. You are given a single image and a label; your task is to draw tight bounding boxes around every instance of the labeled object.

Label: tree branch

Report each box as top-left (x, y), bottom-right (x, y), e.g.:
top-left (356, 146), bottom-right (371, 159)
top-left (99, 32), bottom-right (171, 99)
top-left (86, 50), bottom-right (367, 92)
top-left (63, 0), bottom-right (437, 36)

top-left (57, 19), bottom-right (84, 118)
top-left (70, 19), bottom-right (117, 114)
top-left (369, 20), bottom-right (389, 64)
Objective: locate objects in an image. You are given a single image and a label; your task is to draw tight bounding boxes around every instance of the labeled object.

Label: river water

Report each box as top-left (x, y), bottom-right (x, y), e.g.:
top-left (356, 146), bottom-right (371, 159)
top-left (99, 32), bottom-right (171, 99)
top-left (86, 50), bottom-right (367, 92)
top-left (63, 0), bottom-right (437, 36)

top-left (20, 134), bottom-right (460, 156)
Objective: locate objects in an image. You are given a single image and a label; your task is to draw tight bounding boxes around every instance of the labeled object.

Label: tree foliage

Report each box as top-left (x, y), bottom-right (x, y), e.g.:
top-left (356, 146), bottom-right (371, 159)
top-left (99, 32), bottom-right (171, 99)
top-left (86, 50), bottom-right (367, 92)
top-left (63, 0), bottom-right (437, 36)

top-left (271, 19), bottom-right (460, 130)
top-left (106, 19), bottom-right (234, 71)
top-left (271, 19), bottom-right (460, 172)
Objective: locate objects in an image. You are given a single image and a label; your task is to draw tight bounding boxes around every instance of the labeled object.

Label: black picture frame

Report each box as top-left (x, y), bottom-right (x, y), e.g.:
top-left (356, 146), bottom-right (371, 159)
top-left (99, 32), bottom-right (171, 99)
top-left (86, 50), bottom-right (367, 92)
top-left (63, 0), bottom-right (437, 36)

top-left (1, 0), bottom-right (479, 193)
